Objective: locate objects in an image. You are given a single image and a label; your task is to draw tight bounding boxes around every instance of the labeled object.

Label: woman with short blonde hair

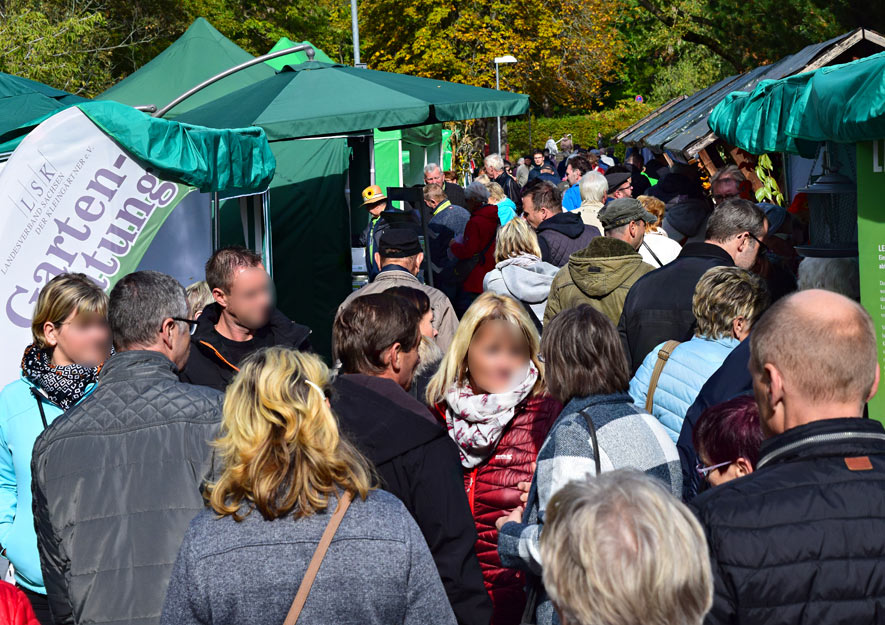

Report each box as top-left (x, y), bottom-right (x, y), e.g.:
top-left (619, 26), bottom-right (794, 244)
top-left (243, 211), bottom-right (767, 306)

top-left (0, 272), bottom-right (111, 620)
top-left (428, 293), bottom-right (561, 625)
top-left (636, 194), bottom-right (682, 267)
top-left (483, 181), bottom-right (517, 226)
top-left (483, 219), bottom-right (558, 326)
top-left (163, 347), bottom-right (457, 624)
top-left (630, 266), bottom-right (770, 441)
top-left (540, 470), bottom-right (713, 625)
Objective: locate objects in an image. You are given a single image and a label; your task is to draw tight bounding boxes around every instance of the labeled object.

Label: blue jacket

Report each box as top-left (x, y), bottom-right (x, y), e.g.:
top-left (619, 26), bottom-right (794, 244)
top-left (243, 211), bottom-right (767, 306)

top-left (0, 376), bottom-right (92, 593)
top-left (629, 336), bottom-right (740, 442)
top-left (497, 198), bottom-right (517, 226)
top-left (562, 183), bottom-right (581, 211)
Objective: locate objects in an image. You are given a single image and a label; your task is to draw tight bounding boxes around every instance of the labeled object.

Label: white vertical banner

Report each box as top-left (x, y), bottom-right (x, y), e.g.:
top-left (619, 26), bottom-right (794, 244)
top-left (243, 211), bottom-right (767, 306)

top-left (0, 107), bottom-right (194, 386)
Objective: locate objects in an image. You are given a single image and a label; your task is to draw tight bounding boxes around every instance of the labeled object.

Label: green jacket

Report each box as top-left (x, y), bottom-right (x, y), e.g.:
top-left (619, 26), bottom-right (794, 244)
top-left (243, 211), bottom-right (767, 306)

top-left (544, 237), bottom-right (654, 326)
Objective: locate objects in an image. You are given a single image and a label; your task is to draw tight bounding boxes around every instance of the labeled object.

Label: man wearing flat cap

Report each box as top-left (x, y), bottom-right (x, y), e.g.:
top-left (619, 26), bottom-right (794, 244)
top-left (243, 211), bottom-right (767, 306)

top-left (544, 198), bottom-right (656, 325)
top-left (338, 228), bottom-right (458, 351)
top-left (605, 170), bottom-right (634, 202)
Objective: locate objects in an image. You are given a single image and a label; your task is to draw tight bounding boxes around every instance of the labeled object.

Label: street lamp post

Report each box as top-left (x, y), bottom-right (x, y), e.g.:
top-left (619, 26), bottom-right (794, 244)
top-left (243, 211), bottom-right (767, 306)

top-left (494, 55), bottom-right (517, 154)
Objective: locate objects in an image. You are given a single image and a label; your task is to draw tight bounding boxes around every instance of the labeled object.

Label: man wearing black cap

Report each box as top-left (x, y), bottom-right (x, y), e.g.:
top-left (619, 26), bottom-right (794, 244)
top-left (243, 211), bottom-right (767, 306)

top-left (545, 198), bottom-right (656, 325)
top-left (605, 170), bottom-right (634, 202)
top-left (337, 228), bottom-right (458, 350)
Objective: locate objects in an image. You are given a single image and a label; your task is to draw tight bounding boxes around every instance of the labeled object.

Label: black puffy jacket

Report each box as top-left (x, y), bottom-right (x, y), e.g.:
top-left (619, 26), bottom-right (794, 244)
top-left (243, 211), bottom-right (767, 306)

top-left (180, 303), bottom-right (312, 391)
top-left (618, 242), bottom-right (734, 374)
top-left (31, 350), bottom-right (223, 625)
top-left (691, 417), bottom-right (885, 625)
top-left (536, 212), bottom-right (600, 268)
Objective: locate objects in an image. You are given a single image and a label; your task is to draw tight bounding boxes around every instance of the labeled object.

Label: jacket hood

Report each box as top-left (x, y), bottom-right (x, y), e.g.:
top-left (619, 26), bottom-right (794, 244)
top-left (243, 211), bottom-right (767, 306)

top-left (536, 211), bottom-right (586, 239)
top-left (567, 237), bottom-right (647, 297)
top-left (495, 255), bottom-right (559, 304)
top-left (192, 303), bottom-right (311, 355)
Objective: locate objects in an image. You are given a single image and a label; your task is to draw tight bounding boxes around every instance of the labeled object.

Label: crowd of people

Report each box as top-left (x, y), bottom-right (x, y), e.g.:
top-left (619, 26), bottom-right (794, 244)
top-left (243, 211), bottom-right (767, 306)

top-left (0, 143), bottom-right (882, 625)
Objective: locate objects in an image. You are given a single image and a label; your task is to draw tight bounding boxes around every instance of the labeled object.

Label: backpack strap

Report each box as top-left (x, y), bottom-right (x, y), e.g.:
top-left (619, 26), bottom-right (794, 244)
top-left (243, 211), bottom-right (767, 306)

top-left (644, 340), bottom-right (681, 413)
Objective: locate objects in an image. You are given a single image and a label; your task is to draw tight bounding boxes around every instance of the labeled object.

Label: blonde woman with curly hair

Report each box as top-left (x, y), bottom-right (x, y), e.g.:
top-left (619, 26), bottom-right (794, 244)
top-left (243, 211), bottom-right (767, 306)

top-left (629, 266), bottom-right (770, 442)
top-left (162, 347), bottom-right (456, 625)
top-left (636, 194), bottom-right (682, 268)
top-left (483, 218), bottom-right (559, 328)
top-left (428, 293), bottom-right (561, 625)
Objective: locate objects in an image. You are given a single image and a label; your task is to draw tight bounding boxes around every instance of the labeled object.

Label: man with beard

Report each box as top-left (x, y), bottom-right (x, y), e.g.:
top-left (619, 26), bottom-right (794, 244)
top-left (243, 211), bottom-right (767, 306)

top-left (179, 246), bottom-right (312, 391)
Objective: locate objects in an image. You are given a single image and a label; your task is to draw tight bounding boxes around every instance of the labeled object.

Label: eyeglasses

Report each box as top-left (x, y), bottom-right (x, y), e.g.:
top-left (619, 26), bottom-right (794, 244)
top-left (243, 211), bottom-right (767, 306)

top-left (712, 193), bottom-right (739, 203)
top-left (171, 317), bottom-right (199, 336)
top-left (696, 460), bottom-right (732, 478)
top-left (747, 232), bottom-right (769, 255)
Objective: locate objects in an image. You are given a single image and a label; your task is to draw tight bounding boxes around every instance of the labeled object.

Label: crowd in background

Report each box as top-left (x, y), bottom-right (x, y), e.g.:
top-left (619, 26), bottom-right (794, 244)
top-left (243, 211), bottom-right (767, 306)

top-left (0, 137), bottom-right (882, 625)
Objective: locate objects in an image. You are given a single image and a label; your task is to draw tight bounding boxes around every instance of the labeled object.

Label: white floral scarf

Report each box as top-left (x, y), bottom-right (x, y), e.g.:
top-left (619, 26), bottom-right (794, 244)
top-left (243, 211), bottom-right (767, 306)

top-left (444, 363), bottom-right (538, 468)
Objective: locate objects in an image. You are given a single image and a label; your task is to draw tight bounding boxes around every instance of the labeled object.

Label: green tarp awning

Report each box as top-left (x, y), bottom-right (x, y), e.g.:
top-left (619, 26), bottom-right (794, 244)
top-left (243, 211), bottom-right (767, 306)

top-left (0, 73), bottom-right (87, 153)
top-left (266, 37), bottom-right (335, 68)
top-left (175, 61), bottom-right (530, 140)
top-left (79, 100), bottom-right (276, 193)
top-left (96, 17), bottom-right (275, 117)
top-left (709, 51), bottom-right (885, 156)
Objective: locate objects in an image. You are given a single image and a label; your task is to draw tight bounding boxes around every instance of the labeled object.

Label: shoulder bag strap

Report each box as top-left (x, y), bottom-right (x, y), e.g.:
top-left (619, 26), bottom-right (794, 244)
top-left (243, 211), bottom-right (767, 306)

top-left (641, 239), bottom-right (664, 267)
top-left (644, 340), bottom-right (681, 413)
top-left (283, 491), bottom-right (354, 625)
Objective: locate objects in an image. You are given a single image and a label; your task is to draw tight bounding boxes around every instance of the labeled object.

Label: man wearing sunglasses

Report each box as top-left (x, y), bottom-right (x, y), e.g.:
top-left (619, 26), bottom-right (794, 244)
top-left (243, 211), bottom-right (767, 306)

top-left (690, 289), bottom-right (885, 625)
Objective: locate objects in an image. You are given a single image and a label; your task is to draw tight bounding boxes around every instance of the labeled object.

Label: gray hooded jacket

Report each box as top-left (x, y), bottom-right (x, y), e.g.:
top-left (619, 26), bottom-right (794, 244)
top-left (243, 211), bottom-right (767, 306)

top-left (483, 254), bottom-right (560, 322)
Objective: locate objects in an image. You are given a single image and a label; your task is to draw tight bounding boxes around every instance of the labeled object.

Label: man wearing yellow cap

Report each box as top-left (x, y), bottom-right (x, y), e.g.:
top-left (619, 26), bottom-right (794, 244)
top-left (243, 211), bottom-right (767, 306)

top-left (359, 185), bottom-right (389, 280)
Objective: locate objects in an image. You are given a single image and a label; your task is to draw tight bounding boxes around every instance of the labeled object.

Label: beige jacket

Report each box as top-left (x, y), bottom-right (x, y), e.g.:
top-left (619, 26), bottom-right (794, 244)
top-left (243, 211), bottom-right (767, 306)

top-left (337, 267), bottom-right (458, 351)
top-left (573, 199), bottom-right (604, 233)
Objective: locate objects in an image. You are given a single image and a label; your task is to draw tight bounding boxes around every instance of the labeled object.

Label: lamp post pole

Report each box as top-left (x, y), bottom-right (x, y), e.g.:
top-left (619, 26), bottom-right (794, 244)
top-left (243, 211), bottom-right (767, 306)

top-left (493, 56), bottom-right (517, 155)
top-left (351, 0), bottom-right (361, 66)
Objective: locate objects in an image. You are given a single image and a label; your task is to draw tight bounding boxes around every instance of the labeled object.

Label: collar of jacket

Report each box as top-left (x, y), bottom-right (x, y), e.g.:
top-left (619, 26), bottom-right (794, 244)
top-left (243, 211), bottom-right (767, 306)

top-left (378, 265), bottom-right (416, 279)
top-left (677, 241), bottom-right (735, 265)
top-left (193, 303), bottom-right (307, 346)
top-left (756, 417), bottom-right (885, 469)
top-left (561, 392), bottom-right (633, 418)
top-left (572, 236), bottom-right (637, 260)
top-left (536, 211), bottom-right (584, 237)
top-left (99, 350), bottom-right (179, 383)
top-left (433, 199), bottom-right (452, 216)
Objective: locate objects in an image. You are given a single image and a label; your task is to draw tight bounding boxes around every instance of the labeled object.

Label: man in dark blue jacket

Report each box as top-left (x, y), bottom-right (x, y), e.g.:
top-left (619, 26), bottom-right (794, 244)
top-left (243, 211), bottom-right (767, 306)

top-left (691, 289), bottom-right (885, 625)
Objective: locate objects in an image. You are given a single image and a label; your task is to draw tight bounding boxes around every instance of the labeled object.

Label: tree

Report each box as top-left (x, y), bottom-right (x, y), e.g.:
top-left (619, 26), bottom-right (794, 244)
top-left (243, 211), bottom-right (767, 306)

top-left (358, 0), bottom-right (624, 114)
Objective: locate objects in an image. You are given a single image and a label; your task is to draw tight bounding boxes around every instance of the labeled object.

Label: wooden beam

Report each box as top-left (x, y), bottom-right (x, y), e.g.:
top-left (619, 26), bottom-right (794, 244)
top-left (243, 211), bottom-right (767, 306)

top-left (662, 152), bottom-right (674, 167)
top-left (728, 147), bottom-right (763, 192)
top-left (698, 148), bottom-right (719, 178)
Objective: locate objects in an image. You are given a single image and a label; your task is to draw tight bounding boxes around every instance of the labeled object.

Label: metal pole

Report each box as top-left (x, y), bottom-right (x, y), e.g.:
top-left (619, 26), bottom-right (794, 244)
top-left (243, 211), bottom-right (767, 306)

top-left (495, 63), bottom-right (501, 153)
top-left (154, 44), bottom-right (315, 118)
top-left (351, 0), bottom-right (361, 66)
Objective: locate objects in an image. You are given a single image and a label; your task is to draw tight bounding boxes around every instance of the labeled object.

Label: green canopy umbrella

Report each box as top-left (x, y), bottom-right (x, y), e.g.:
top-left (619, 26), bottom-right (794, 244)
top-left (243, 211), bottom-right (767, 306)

top-left (709, 51), bottom-right (885, 156)
top-left (97, 17), bottom-right (275, 117)
top-left (175, 61), bottom-right (530, 139)
top-left (266, 37), bottom-right (334, 69)
top-left (0, 72), bottom-right (87, 152)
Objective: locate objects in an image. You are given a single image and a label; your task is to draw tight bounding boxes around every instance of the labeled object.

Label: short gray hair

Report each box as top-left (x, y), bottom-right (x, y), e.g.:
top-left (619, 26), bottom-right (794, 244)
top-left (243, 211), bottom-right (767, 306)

top-left (424, 163), bottom-right (441, 175)
top-left (464, 180), bottom-right (490, 203)
top-left (109, 271), bottom-right (188, 351)
top-left (484, 153), bottom-right (505, 172)
top-left (579, 171), bottom-right (607, 204)
top-left (797, 257), bottom-right (860, 301)
top-left (541, 470), bottom-right (713, 625)
top-left (705, 198), bottom-right (765, 243)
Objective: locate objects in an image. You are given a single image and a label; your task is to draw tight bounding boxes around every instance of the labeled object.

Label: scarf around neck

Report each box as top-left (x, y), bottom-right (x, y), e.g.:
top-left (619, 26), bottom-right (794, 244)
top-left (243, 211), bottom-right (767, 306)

top-left (21, 344), bottom-right (103, 410)
top-left (444, 363), bottom-right (539, 468)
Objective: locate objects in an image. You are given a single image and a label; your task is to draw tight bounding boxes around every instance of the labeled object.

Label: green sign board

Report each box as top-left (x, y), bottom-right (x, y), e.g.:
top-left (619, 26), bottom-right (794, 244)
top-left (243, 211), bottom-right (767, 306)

top-left (857, 140), bottom-right (885, 425)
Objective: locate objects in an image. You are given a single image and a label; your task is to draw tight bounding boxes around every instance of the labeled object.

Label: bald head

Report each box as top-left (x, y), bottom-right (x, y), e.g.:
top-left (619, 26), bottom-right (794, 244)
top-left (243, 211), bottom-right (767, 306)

top-left (750, 289), bottom-right (877, 410)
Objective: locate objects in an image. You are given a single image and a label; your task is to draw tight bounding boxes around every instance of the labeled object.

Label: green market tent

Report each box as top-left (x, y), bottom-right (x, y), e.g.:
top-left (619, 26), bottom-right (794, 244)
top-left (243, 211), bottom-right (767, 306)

top-left (174, 61), bottom-right (530, 138)
top-left (266, 37), bottom-right (335, 69)
top-left (96, 17), bottom-right (275, 117)
top-left (709, 51), bottom-right (885, 157)
top-left (0, 73), bottom-right (87, 153)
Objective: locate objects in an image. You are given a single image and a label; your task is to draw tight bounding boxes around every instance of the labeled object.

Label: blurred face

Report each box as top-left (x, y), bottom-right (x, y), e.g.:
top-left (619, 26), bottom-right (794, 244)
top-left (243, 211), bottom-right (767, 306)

top-left (387, 337), bottom-right (421, 390)
top-left (419, 310), bottom-right (437, 339)
top-left (522, 196), bottom-right (550, 229)
top-left (169, 319), bottom-right (192, 370)
top-left (566, 164), bottom-right (582, 185)
top-left (712, 179), bottom-right (741, 204)
top-left (43, 310), bottom-right (111, 367)
top-left (485, 164), bottom-right (501, 178)
top-left (466, 319), bottom-right (531, 394)
top-left (216, 265), bottom-right (272, 331)
top-left (699, 451), bottom-right (753, 487)
top-left (533, 153), bottom-right (544, 166)
top-left (366, 200), bottom-right (386, 218)
top-left (611, 180), bottom-right (633, 199)
top-left (424, 168), bottom-right (444, 186)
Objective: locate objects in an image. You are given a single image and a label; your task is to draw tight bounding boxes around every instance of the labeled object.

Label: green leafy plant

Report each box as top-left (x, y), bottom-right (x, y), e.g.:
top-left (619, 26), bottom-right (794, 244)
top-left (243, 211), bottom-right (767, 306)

top-left (754, 154), bottom-right (785, 205)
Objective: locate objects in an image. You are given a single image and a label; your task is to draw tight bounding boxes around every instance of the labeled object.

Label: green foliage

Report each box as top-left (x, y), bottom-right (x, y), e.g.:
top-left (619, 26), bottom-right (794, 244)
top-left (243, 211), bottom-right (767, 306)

top-left (755, 154), bottom-right (785, 205)
top-left (506, 99), bottom-right (653, 158)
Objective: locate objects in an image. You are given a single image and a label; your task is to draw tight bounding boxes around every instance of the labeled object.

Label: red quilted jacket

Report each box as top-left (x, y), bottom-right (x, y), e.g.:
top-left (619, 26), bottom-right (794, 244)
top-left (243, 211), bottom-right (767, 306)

top-left (434, 394), bottom-right (561, 625)
top-left (0, 582), bottom-right (40, 625)
top-left (450, 203), bottom-right (499, 293)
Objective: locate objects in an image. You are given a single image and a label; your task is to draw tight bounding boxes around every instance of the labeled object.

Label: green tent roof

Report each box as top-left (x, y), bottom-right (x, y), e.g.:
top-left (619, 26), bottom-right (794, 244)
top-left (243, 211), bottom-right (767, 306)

top-left (709, 51), bottom-right (885, 156)
top-left (0, 73), bottom-right (87, 152)
top-left (265, 37), bottom-right (335, 69)
top-left (175, 61), bottom-right (529, 140)
top-left (96, 18), bottom-right (275, 117)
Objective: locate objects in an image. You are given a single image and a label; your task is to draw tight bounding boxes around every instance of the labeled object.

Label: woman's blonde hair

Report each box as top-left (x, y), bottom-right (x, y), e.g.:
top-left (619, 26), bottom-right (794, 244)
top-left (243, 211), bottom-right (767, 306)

top-left (31, 273), bottom-right (108, 348)
top-left (426, 292), bottom-right (544, 404)
top-left (494, 217), bottom-right (542, 263)
top-left (485, 181), bottom-right (507, 202)
top-left (637, 195), bottom-right (666, 233)
top-left (693, 266), bottom-right (769, 339)
top-left (185, 280), bottom-right (214, 319)
top-left (208, 347), bottom-right (374, 521)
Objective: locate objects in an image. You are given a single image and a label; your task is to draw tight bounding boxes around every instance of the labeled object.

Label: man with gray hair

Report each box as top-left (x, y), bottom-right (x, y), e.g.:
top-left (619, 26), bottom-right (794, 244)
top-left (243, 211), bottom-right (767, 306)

top-left (691, 289), bottom-right (885, 624)
top-left (424, 162), bottom-right (466, 208)
top-left (484, 153), bottom-right (522, 211)
top-left (31, 271), bottom-right (223, 625)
